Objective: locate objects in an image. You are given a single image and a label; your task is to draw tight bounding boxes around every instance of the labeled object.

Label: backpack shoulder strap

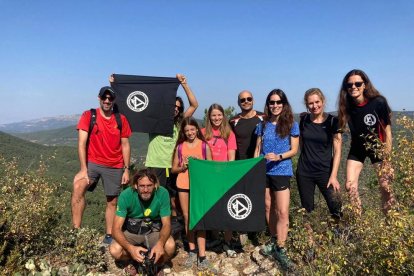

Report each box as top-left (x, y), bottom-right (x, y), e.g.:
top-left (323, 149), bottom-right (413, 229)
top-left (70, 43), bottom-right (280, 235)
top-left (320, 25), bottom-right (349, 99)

top-left (299, 113), bottom-right (309, 132)
top-left (88, 108), bottom-right (97, 135)
top-left (113, 104), bottom-right (123, 133)
top-left (178, 143), bottom-right (183, 165)
top-left (202, 141), bottom-right (207, 159)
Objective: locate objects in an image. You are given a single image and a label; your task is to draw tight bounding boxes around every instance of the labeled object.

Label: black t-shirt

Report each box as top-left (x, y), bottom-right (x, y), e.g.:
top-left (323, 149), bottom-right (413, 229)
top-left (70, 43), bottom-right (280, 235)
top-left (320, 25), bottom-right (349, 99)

top-left (297, 114), bottom-right (340, 177)
top-left (348, 96), bottom-right (391, 147)
top-left (230, 111), bottom-right (264, 160)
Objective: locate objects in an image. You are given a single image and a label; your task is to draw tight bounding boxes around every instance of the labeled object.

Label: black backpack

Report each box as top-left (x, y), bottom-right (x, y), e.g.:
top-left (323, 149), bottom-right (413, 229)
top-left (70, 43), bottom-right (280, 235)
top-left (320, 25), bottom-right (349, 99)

top-left (87, 108), bottom-right (123, 142)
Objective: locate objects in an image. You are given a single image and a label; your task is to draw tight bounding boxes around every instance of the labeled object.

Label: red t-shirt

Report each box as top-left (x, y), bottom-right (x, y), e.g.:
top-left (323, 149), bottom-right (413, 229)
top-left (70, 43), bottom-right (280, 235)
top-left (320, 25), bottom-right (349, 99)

top-left (77, 108), bottom-right (132, 168)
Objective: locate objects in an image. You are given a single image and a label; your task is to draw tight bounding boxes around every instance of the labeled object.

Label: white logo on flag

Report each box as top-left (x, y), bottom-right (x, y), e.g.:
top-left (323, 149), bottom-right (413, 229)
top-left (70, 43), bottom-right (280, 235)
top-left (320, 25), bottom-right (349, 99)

top-left (364, 114), bottom-right (376, 126)
top-left (227, 194), bottom-right (252, 220)
top-left (127, 91), bottom-right (149, 112)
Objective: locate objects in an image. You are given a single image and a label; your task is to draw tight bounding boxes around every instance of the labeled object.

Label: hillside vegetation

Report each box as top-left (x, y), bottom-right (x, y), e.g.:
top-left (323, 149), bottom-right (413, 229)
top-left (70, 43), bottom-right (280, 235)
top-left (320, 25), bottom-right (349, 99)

top-left (1, 114), bottom-right (414, 274)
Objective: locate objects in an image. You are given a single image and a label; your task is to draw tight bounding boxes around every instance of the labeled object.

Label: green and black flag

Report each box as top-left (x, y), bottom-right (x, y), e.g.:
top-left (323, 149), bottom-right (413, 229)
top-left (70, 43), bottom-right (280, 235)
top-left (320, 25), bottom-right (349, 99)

top-left (189, 157), bottom-right (266, 231)
top-left (111, 74), bottom-right (180, 135)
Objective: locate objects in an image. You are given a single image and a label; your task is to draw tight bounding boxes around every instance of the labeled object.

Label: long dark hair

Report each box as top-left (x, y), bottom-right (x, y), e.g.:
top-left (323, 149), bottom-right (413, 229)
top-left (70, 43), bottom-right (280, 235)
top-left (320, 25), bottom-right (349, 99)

top-left (337, 69), bottom-right (391, 129)
top-left (174, 96), bottom-right (185, 125)
top-left (172, 117), bottom-right (207, 159)
top-left (264, 89), bottom-right (294, 138)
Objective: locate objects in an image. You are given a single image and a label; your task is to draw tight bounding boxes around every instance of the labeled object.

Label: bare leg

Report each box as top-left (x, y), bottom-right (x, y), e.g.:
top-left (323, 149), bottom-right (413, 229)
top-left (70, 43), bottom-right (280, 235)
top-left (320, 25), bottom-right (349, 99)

top-left (346, 160), bottom-right (364, 215)
top-left (71, 177), bottom-right (89, 228)
top-left (265, 188), bottom-right (276, 236)
top-left (178, 191), bottom-right (196, 250)
top-left (373, 162), bottom-right (395, 213)
top-left (105, 196), bottom-right (117, 235)
top-left (274, 189), bottom-right (290, 247)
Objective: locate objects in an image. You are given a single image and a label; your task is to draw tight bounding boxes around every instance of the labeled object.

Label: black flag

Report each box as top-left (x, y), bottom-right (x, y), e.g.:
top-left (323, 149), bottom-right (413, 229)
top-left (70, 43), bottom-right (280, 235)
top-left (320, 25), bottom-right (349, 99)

top-left (111, 74), bottom-right (180, 135)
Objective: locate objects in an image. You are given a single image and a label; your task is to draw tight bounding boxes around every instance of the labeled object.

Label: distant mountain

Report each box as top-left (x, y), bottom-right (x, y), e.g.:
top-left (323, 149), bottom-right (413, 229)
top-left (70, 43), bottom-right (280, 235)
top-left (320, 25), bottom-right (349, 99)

top-left (13, 125), bottom-right (150, 166)
top-left (0, 114), bottom-right (80, 133)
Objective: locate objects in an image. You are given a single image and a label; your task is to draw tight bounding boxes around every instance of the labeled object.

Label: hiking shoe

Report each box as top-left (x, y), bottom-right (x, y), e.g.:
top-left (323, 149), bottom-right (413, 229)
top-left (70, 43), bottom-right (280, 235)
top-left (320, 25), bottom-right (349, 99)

top-left (223, 242), bottom-right (237, 258)
top-left (183, 251), bottom-right (197, 268)
top-left (274, 247), bottom-right (293, 270)
top-left (197, 258), bottom-right (218, 274)
top-left (260, 242), bottom-right (275, 256)
top-left (102, 234), bottom-right (113, 245)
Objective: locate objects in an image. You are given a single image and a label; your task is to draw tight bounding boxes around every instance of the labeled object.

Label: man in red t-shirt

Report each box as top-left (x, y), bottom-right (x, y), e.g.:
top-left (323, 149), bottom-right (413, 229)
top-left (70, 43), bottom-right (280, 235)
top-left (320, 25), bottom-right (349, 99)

top-left (71, 86), bottom-right (132, 245)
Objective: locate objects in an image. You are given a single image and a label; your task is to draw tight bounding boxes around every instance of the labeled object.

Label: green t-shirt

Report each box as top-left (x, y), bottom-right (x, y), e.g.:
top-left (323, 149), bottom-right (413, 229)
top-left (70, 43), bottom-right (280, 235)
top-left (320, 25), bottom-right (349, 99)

top-left (116, 186), bottom-right (171, 220)
top-left (145, 125), bottom-right (179, 168)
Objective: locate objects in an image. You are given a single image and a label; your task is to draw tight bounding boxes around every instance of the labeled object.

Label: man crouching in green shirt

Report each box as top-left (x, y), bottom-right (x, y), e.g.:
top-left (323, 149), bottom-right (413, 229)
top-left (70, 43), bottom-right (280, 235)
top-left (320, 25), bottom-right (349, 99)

top-left (109, 168), bottom-right (175, 267)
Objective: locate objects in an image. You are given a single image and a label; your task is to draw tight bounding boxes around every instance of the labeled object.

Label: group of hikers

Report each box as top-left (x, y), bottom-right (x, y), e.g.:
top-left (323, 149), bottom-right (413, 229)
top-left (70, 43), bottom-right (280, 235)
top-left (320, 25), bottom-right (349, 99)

top-left (70, 69), bottom-right (395, 274)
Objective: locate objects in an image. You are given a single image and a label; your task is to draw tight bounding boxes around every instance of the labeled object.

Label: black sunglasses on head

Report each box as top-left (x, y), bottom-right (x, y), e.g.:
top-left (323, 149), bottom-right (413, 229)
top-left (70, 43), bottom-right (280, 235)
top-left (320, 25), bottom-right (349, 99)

top-left (239, 97), bottom-right (253, 103)
top-left (345, 82), bottom-right (364, 89)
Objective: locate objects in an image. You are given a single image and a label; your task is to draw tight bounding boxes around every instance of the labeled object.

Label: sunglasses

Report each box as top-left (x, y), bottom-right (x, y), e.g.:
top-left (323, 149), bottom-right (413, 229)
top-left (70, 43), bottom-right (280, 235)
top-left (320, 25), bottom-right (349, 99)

top-left (100, 95), bottom-right (114, 102)
top-left (268, 100), bottom-right (283, 106)
top-left (346, 82), bottom-right (364, 89)
top-left (239, 97), bottom-right (253, 103)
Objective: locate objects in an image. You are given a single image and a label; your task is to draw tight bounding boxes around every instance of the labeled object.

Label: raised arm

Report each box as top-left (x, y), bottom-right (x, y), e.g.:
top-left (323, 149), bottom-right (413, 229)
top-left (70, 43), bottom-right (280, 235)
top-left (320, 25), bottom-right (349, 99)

top-left (177, 74), bottom-right (198, 118)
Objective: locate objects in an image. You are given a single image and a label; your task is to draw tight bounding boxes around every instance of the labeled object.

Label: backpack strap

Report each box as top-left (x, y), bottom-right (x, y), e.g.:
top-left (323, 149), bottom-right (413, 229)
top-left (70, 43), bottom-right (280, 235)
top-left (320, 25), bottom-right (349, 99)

top-left (88, 108), bottom-right (97, 135)
top-left (113, 103), bottom-right (123, 133)
top-left (299, 113), bottom-right (309, 132)
top-left (177, 143), bottom-right (183, 166)
top-left (202, 141), bottom-right (207, 159)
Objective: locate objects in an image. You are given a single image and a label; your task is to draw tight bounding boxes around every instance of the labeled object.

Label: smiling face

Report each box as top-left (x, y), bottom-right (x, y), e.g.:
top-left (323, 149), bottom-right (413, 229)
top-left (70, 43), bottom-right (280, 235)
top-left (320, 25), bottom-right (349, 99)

top-left (136, 176), bottom-right (156, 201)
top-left (347, 75), bottom-right (366, 103)
top-left (184, 124), bottom-right (198, 141)
top-left (306, 94), bottom-right (324, 116)
top-left (268, 94), bottom-right (283, 117)
top-left (210, 108), bottom-right (224, 128)
top-left (238, 91), bottom-right (254, 112)
top-left (99, 92), bottom-right (114, 112)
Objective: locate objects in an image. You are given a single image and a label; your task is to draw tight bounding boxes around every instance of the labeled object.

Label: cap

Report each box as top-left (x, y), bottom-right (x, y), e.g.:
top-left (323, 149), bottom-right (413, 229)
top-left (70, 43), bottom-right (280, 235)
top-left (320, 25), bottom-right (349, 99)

top-left (98, 86), bottom-right (116, 99)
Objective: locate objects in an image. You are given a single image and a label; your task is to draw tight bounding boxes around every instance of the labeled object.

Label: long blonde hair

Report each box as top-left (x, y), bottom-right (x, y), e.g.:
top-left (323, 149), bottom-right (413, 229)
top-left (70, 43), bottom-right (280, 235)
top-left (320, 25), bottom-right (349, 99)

top-left (204, 103), bottom-right (232, 141)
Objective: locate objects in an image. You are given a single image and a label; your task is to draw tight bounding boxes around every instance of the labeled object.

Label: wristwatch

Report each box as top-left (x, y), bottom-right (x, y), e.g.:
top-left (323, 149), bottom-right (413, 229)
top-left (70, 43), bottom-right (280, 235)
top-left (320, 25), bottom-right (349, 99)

top-left (279, 154), bottom-right (283, 160)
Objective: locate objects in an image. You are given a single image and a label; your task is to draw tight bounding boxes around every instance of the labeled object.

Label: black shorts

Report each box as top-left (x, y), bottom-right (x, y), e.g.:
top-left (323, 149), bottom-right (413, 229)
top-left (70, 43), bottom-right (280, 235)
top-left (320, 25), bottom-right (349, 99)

top-left (266, 175), bottom-right (291, 191)
top-left (148, 167), bottom-right (178, 197)
top-left (348, 142), bottom-right (382, 164)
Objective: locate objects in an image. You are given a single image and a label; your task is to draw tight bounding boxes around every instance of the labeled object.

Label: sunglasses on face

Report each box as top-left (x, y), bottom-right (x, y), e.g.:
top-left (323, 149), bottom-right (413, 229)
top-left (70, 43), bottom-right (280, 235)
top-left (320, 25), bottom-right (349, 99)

top-left (239, 97), bottom-right (253, 103)
top-left (346, 82), bottom-right (364, 89)
top-left (100, 95), bottom-right (114, 102)
top-left (268, 100), bottom-right (283, 106)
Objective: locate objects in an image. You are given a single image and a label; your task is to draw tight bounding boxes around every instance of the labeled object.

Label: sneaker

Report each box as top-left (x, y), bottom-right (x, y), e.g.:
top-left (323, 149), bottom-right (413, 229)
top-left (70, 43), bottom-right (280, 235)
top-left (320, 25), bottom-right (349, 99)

top-left (183, 251), bottom-right (197, 269)
top-left (223, 242), bottom-right (237, 258)
top-left (273, 247), bottom-right (293, 270)
top-left (260, 242), bottom-right (275, 256)
top-left (197, 258), bottom-right (218, 274)
top-left (102, 234), bottom-right (113, 245)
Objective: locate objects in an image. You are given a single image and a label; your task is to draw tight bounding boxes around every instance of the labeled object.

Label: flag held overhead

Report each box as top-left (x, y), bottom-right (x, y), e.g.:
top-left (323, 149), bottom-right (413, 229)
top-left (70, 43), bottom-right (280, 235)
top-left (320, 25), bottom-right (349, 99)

top-left (111, 74), bottom-right (180, 135)
top-left (189, 157), bottom-right (266, 231)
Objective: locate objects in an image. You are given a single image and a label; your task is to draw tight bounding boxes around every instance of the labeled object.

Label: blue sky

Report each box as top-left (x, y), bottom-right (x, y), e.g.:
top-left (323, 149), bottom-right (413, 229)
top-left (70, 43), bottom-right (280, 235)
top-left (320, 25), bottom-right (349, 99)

top-left (1, 0), bottom-right (413, 124)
